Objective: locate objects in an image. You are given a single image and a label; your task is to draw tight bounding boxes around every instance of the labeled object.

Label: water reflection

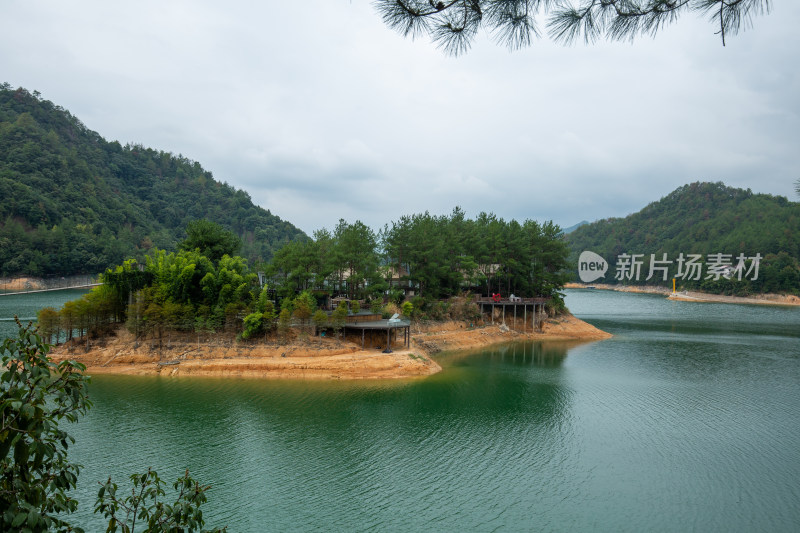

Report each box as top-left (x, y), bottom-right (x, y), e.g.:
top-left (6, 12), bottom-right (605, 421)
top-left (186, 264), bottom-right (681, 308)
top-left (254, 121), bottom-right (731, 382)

top-left (71, 339), bottom-right (580, 531)
top-left (479, 340), bottom-right (572, 368)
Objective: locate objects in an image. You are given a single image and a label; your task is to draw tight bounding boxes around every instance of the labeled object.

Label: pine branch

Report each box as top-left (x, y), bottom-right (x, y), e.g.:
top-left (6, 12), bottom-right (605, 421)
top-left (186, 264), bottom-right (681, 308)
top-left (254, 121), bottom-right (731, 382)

top-left (373, 0), bottom-right (772, 53)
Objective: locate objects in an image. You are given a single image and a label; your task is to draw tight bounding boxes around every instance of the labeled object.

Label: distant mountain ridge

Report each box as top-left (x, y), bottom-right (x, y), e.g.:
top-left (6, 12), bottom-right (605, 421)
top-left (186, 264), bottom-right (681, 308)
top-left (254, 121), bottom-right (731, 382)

top-left (565, 182), bottom-right (800, 294)
top-left (0, 85), bottom-right (307, 277)
top-left (561, 220), bottom-right (589, 234)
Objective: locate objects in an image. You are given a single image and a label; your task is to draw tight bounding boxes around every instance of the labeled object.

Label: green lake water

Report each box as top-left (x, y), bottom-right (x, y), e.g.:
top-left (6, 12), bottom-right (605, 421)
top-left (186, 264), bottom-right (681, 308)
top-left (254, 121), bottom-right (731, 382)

top-left (0, 289), bottom-right (89, 341)
top-left (2, 289), bottom-right (799, 531)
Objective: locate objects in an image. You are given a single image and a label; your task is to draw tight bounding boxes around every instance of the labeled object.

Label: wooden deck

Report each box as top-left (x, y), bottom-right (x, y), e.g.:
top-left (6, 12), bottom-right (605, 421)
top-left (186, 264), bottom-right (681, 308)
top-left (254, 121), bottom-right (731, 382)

top-left (474, 296), bottom-right (548, 305)
top-left (474, 295), bottom-right (548, 331)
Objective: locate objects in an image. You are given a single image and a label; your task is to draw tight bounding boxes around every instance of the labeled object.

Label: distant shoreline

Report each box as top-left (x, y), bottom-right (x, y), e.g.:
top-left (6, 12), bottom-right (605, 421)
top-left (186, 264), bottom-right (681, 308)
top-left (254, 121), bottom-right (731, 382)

top-left (49, 315), bottom-right (611, 380)
top-left (0, 276), bottom-right (98, 294)
top-left (565, 283), bottom-right (800, 307)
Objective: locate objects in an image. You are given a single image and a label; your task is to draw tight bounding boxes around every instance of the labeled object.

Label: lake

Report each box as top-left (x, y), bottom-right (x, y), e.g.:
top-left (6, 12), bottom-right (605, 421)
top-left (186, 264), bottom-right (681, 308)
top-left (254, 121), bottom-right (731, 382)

top-left (0, 289), bottom-right (89, 341)
top-left (2, 289), bottom-right (799, 531)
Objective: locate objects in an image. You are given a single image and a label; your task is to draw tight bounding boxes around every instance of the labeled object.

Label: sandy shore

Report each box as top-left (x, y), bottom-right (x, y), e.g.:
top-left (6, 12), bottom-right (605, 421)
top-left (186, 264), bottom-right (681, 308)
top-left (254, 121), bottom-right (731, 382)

top-left (566, 283), bottom-right (800, 306)
top-left (49, 315), bottom-right (610, 380)
top-left (666, 291), bottom-right (800, 306)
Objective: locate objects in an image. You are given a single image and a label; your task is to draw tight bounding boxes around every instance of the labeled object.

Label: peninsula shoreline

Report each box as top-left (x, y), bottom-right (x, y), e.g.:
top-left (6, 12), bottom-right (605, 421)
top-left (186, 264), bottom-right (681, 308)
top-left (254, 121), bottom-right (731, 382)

top-left (50, 315), bottom-right (610, 380)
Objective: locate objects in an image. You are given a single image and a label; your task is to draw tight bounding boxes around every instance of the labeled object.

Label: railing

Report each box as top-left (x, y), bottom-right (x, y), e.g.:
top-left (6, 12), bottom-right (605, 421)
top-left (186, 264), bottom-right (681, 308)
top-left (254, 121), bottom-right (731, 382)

top-left (474, 296), bottom-right (548, 304)
top-left (345, 313), bottom-right (382, 324)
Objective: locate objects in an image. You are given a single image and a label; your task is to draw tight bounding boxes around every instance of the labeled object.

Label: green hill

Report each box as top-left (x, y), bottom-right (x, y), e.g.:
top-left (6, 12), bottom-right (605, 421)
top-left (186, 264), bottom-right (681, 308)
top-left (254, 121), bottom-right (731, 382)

top-left (0, 85), bottom-right (306, 277)
top-left (565, 182), bottom-right (800, 295)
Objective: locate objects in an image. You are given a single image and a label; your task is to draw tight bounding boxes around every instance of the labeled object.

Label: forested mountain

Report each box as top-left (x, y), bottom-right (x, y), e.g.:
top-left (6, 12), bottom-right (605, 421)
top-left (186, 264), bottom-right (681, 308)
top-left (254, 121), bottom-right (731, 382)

top-left (0, 85), bottom-right (306, 277)
top-left (565, 182), bottom-right (800, 294)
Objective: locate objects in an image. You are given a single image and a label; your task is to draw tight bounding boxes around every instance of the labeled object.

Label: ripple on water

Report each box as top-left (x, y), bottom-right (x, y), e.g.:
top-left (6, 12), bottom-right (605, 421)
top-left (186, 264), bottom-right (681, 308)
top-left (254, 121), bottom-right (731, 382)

top-left (35, 289), bottom-right (800, 531)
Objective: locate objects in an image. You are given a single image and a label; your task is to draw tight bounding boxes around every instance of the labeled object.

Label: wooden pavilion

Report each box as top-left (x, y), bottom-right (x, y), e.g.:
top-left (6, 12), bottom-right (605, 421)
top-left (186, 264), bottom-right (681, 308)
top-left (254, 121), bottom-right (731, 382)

top-left (343, 317), bottom-right (411, 353)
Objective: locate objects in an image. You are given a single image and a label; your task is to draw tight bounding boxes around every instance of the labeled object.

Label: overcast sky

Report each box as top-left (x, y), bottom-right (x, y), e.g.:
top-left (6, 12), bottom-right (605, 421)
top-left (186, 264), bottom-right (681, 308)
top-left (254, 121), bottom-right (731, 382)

top-left (2, 1), bottom-right (798, 236)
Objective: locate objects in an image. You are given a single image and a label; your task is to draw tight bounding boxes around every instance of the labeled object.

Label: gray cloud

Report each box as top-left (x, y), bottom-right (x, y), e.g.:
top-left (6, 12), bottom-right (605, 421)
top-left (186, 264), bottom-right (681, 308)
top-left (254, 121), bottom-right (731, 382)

top-left (2, 1), bottom-right (797, 236)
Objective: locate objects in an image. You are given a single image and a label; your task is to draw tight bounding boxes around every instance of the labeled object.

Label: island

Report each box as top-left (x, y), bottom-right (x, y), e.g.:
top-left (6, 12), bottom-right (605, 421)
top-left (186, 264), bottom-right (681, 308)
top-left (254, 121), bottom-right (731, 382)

top-left (49, 314), bottom-right (609, 380)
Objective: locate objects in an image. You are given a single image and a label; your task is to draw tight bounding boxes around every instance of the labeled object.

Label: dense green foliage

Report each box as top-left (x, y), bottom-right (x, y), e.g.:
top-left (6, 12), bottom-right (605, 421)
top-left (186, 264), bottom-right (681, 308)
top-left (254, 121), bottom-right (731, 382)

top-left (179, 220), bottom-right (242, 263)
top-left (267, 219), bottom-right (387, 301)
top-left (566, 182), bottom-right (800, 295)
top-left (44, 247), bottom-right (301, 346)
top-left (0, 84), bottom-right (306, 277)
top-left (1, 322), bottom-right (224, 532)
top-left (382, 208), bottom-right (569, 301)
top-left (44, 208), bottom-right (571, 345)
top-left (1, 321), bottom-right (90, 531)
top-left (268, 208), bottom-right (570, 305)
